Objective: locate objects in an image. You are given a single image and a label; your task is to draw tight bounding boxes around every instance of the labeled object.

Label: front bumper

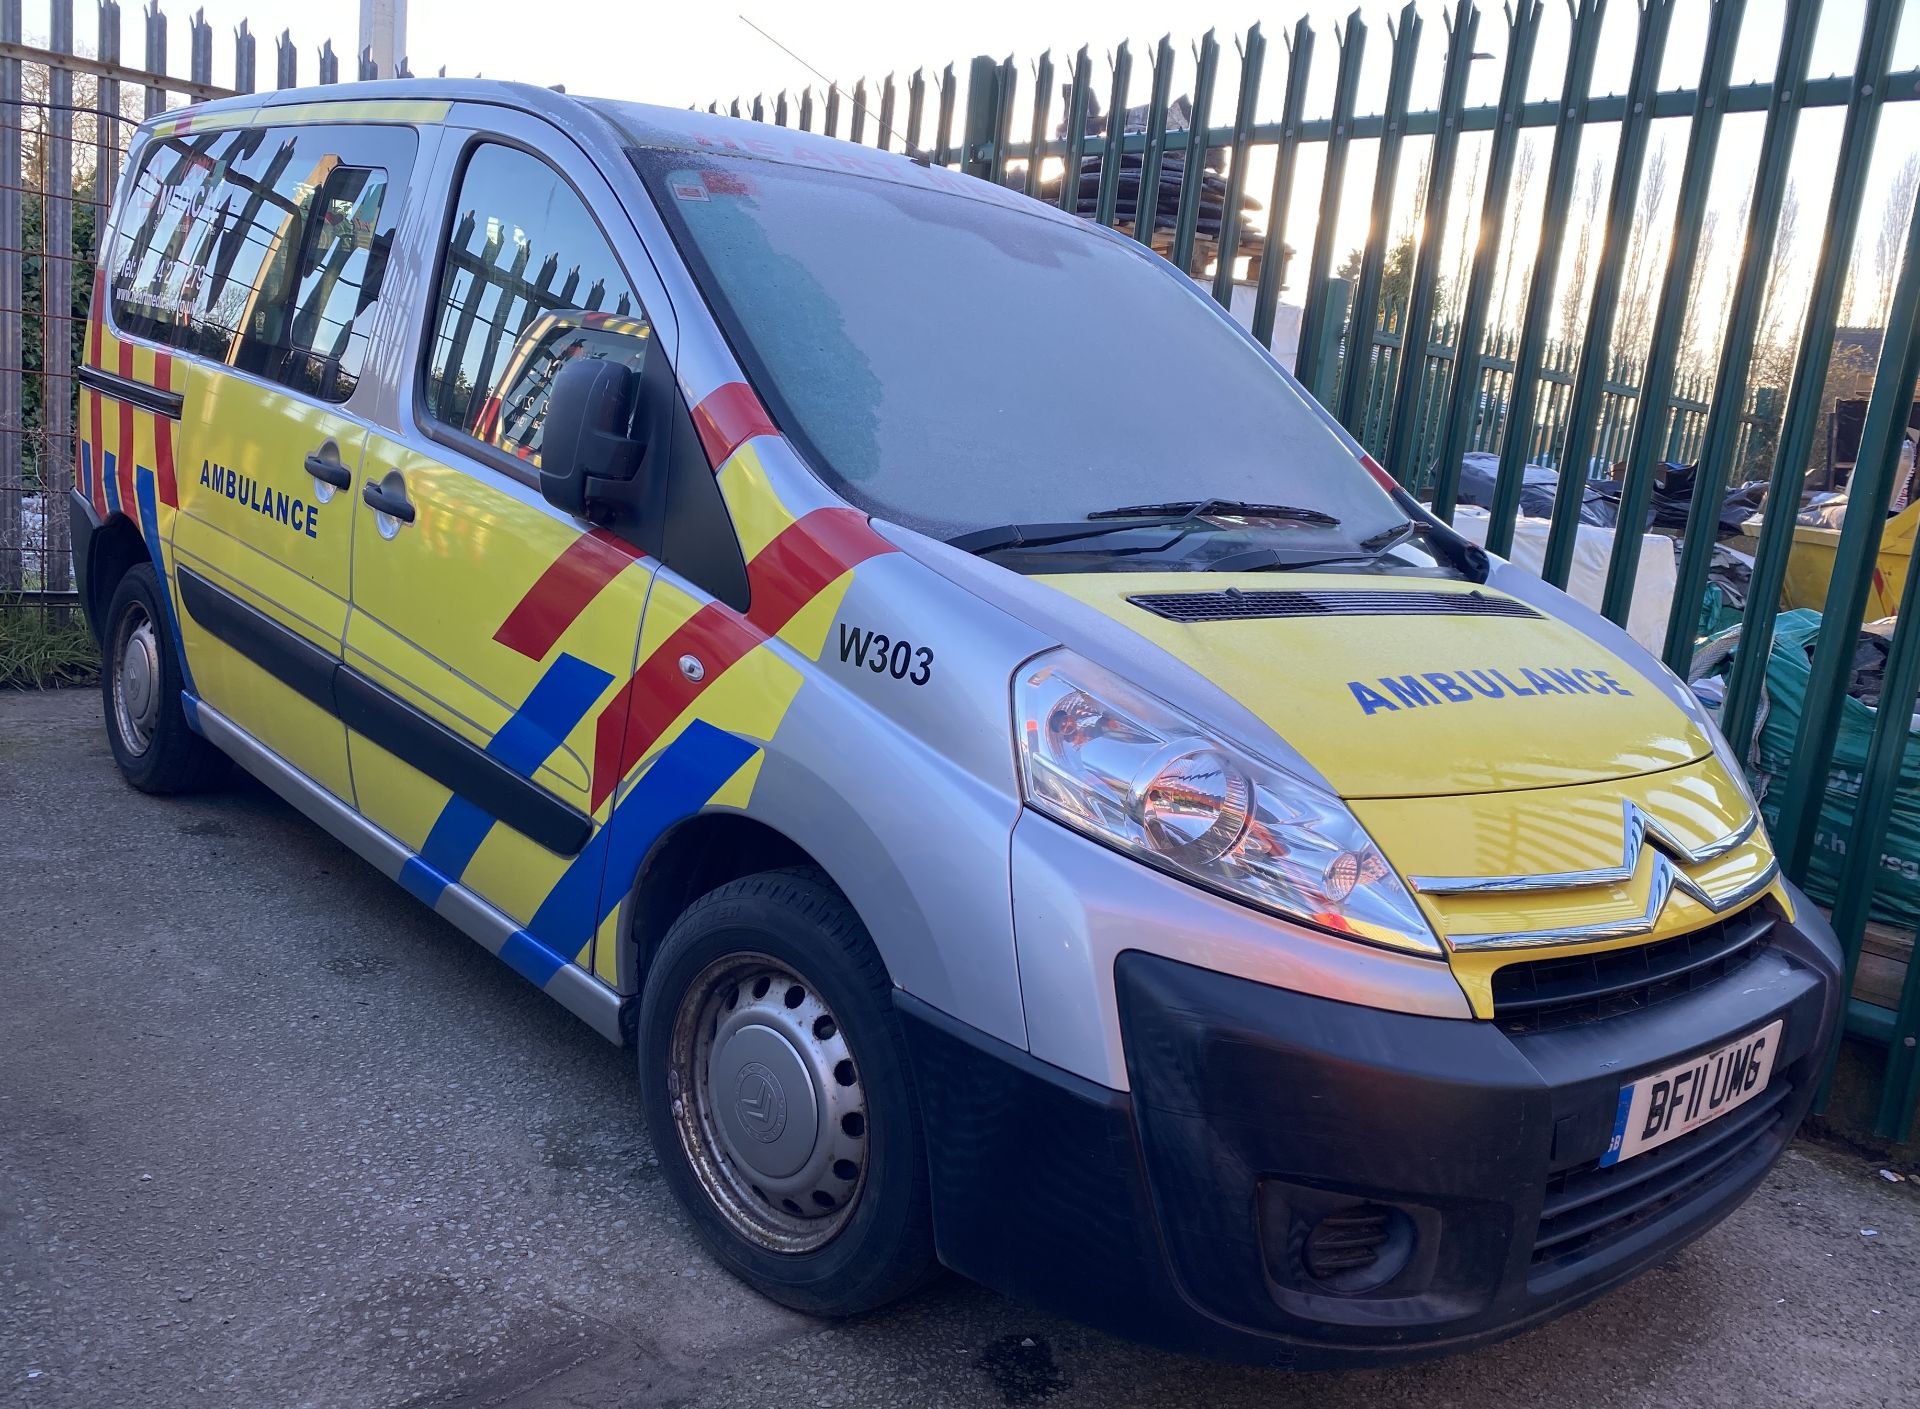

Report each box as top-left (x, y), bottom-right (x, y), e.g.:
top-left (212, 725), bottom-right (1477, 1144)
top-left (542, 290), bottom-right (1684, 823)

top-left (899, 890), bottom-right (1840, 1368)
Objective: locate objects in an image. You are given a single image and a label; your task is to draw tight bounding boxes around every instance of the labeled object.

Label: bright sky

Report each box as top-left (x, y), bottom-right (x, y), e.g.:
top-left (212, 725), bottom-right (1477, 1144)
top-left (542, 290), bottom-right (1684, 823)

top-left (21, 0), bottom-right (1920, 341)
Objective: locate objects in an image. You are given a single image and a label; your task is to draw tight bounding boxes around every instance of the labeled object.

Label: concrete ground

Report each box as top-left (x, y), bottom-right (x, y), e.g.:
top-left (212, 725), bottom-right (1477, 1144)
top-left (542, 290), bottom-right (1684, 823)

top-left (3, 685), bottom-right (1917, 1409)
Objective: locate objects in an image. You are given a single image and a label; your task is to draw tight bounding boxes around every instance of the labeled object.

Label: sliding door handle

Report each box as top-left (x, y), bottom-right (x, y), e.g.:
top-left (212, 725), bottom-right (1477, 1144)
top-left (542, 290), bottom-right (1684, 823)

top-left (362, 476), bottom-right (416, 524)
top-left (304, 452), bottom-right (351, 489)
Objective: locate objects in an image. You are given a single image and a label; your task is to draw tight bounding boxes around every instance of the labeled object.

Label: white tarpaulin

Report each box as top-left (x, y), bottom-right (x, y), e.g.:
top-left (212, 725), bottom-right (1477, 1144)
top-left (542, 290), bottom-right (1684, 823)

top-left (1450, 506), bottom-right (1678, 656)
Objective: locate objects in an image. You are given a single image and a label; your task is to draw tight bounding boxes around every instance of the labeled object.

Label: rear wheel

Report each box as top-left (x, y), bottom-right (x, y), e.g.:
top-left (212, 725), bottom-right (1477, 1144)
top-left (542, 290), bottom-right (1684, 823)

top-left (638, 867), bottom-right (936, 1316)
top-left (101, 563), bottom-right (221, 794)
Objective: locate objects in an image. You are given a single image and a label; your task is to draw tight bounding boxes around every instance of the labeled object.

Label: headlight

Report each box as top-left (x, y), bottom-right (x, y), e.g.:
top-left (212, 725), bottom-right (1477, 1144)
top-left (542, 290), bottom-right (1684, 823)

top-left (1015, 650), bottom-right (1440, 956)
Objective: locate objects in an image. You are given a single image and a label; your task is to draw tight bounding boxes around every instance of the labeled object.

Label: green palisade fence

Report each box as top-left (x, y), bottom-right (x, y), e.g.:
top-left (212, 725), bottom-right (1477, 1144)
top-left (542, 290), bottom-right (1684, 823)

top-left (714, 0), bottom-right (1920, 1140)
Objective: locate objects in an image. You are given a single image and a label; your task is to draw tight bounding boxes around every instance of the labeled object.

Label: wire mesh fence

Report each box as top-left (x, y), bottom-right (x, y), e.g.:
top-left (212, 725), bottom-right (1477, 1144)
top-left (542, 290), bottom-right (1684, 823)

top-left (0, 0), bottom-right (401, 611)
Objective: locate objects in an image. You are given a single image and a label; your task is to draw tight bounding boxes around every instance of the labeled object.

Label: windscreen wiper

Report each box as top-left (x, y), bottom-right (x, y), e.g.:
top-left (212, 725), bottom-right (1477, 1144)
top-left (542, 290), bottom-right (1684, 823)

top-left (946, 515), bottom-right (1191, 556)
top-left (1087, 498), bottom-right (1341, 527)
top-left (1359, 519), bottom-right (1418, 553)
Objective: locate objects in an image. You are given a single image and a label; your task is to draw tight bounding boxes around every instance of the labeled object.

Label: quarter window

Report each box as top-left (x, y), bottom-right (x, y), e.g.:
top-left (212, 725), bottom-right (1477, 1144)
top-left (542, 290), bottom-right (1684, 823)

top-left (423, 143), bottom-right (651, 467)
top-left (107, 124), bottom-right (411, 403)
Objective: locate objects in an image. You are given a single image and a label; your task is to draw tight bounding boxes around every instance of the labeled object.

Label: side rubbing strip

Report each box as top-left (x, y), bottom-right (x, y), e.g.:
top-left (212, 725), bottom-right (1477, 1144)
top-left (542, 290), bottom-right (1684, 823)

top-left (176, 567), bottom-right (594, 857)
top-left (77, 363), bottom-right (185, 420)
top-left (176, 567), bottom-right (335, 708)
top-left (332, 673), bottom-right (594, 857)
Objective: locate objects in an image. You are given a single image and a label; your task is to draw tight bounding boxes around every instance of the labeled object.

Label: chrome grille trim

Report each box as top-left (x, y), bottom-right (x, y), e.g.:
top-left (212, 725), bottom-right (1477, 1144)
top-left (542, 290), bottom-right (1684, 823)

top-left (1443, 856), bottom-right (1780, 951)
top-left (1409, 801), bottom-right (1759, 896)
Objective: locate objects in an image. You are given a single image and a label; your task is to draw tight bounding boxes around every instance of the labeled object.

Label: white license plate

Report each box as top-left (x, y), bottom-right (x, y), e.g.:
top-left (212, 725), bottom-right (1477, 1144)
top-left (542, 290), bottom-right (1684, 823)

top-left (1600, 1019), bottom-right (1784, 1167)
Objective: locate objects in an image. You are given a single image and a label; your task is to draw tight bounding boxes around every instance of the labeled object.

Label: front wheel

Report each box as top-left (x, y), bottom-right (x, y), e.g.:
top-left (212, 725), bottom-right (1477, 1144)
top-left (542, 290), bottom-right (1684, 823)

top-left (638, 867), bottom-right (936, 1316)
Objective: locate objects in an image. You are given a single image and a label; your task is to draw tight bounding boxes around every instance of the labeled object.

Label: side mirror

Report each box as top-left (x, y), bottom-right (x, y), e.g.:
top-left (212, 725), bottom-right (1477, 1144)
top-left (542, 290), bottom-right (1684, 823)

top-left (538, 358), bottom-right (645, 520)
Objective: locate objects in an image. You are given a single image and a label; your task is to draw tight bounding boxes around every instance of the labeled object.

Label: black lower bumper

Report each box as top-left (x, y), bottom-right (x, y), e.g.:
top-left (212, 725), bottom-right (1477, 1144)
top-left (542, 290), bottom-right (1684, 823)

top-left (898, 896), bottom-right (1840, 1368)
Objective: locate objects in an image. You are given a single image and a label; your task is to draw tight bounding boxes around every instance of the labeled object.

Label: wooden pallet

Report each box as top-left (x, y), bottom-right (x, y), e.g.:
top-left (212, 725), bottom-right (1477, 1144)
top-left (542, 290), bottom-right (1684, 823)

top-left (1855, 920), bottom-right (1914, 1010)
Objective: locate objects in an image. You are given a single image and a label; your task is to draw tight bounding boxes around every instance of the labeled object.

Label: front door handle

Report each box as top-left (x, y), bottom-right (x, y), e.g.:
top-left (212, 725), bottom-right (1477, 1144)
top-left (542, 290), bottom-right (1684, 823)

top-left (305, 446), bottom-right (352, 488)
top-left (362, 475), bottom-right (416, 524)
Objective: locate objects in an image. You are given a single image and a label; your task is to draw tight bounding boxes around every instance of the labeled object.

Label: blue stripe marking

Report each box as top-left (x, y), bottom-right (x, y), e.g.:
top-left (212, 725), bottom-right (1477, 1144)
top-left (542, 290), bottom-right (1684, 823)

top-left (499, 930), bottom-right (569, 988)
top-left (80, 440), bottom-right (93, 500)
top-left (521, 719), bottom-right (759, 974)
top-left (102, 450), bottom-right (121, 514)
top-left (397, 856), bottom-right (453, 908)
top-left (405, 653), bottom-right (614, 905)
top-left (134, 466), bottom-right (196, 697)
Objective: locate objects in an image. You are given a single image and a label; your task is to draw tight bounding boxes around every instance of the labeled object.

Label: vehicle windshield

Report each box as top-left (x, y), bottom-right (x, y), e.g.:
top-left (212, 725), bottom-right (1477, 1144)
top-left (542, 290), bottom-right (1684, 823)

top-left (628, 145), bottom-right (1408, 556)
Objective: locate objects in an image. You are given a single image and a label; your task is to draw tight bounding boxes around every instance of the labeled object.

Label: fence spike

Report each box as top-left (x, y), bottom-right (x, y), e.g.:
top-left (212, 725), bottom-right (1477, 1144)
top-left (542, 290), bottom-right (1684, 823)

top-left (1091, 41), bottom-right (1131, 229)
top-left (1294, 11), bottom-right (1366, 396)
top-left (1382, 0), bottom-right (1477, 488)
top-left (1250, 18), bottom-right (1314, 348)
top-left (1662, 0), bottom-right (1824, 672)
top-left (1131, 35), bottom-right (1174, 246)
top-left (1482, 0), bottom-right (1605, 556)
top-left (1335, 3), bottom-right (1421, 436)
top-left (1169, 30), bottom-right (1219, 275)
top-left (1600, 0), bottom-right (1747, 621)
top-left (1538, 0), bottom-right (1677, 588)
top-left (1210, 24), bottom-right (1263, 306)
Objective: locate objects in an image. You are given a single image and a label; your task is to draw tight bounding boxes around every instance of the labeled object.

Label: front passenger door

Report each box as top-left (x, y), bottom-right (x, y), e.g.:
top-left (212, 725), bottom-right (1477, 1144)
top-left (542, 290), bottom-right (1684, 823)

top-left (345, 136), bottom-right (662, 975)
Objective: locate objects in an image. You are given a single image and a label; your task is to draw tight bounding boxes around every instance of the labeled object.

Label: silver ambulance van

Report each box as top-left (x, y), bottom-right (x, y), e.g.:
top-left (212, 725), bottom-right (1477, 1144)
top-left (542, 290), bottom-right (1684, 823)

top-left (71, 80), bottom-right (1840, 1366)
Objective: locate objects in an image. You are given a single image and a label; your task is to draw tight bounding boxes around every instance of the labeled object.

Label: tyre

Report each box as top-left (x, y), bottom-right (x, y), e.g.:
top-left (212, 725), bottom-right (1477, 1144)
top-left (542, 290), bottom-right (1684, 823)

top-left (638, 866), bottom-right (937, 1316)
top-left (100, 562), bottom-right (222, 795)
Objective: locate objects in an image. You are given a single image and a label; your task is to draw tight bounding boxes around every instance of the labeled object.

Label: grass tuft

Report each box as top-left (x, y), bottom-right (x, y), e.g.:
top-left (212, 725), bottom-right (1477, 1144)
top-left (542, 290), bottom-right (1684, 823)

top-left (0, 601), bottom-right (101, 689)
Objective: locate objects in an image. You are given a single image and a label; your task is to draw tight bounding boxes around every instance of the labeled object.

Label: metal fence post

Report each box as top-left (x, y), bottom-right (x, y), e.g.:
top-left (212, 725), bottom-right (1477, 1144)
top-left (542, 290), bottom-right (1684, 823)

top-left (1661, 0), bottom-right (1823, 674)
top-left (1294, 12), bottom-right (1365, 393)
top-left (1167, 30), bottom-right (1218, 275)
top-left (318, 38), bottom-right (338, 85)
top-left (1799, 189), bottom-right (1920, 1136)
top-left (1023, 51), bottom-right (1053, 199)
top-left (1430, 1), bottom-right (1541, 520)
top-left (905, 69), bottom-right (926, 154)
top-left (1210, 24), bottom-right (1264, 306)
top-left (190, 8), bottom-right (212, 89)
top-left (960, 55), bottom-right (998, 180)
top-left (934, 63), bottom-right (956, 166)
top-left (1775, 194), bottom-right (1920, 885)
top-left (1250, 19), bottom-right (1313, 350)
top-left (1484, 0), bottom-right (1604, 557)
top-left (1539, 0), bottom-right (1676, 589)
top-left (1059, 48), bottom-right (1091, 215)
top-left (1092, 42), bottom-right (1132, 230)
top-left (990, 55), bottom-right (1017, 186)
top-left (97, 3), bottom-right (123, 214)
top-left (1601, 0), bottom-right (1745, 623)
top-left (275, 28), bottom-right (296, 88)
top-left (1312, 278), bottom-right (1353, 405)
top-left (1336, 3), bottom-right (1420, 435)
top-left (42, 0), bottom-right (75, 593)
top-left (1381, 0), bottom-right (1477, 488)
top-left (235, 19), bottom-right (256, 93)
top-left (1132, 36), bottom-right (1173, 246)
top-left (145, 4), bottom-right (167, 117)
top-left (0, 0), bottom-right (19, 590)
top-left (1718, 0), bottom-right (1905, 758)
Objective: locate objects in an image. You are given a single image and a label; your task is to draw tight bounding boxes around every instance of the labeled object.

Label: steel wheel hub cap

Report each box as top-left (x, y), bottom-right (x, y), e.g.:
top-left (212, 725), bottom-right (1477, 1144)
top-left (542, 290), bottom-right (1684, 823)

top-left (113, 605), bottom-right (161, 757)
top-left (670, 954), bottom-right (869, 1253)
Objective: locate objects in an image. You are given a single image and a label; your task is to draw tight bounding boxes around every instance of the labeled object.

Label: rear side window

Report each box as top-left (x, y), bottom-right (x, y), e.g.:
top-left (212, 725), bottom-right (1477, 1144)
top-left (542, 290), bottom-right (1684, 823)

top-left (107, 123), bottom-right (415, 403)
top-left (423, 143), bottom-right (651, 468)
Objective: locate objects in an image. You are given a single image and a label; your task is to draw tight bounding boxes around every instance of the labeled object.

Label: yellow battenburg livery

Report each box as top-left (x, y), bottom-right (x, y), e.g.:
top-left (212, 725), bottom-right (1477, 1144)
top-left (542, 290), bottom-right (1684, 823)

top-left (71, 79), bottom-right (1841, 1370)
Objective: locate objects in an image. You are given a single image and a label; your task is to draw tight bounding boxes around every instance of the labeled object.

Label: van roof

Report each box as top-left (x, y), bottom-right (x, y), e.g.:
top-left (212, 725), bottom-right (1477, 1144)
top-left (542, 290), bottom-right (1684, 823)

top-left (153, 76), bottom-right (967, 194)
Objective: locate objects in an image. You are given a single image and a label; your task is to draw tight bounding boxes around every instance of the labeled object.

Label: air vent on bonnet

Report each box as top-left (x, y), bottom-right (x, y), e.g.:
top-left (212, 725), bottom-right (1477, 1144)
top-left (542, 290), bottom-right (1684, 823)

top-left (1125, 588), bottom-right (1543, 624)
